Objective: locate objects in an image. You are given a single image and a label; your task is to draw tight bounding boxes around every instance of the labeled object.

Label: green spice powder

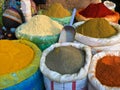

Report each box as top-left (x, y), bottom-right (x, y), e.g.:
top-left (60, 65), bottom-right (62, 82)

top-left (76, 18), bottom-right (117, 38)
top-left (45, 46), bottom-right (85, 74)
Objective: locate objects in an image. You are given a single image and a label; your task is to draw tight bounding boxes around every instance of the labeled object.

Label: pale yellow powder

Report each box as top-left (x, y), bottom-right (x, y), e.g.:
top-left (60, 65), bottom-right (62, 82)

top-left (18, 15), bottom-right (63, 36)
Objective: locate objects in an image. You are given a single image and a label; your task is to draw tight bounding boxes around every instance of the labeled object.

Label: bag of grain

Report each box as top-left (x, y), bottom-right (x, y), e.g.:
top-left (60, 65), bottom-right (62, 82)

top-left (40, 42), bottom-right (92, 90)
top-left (0, 40), bottom-right (44, 90)
top-left (73, 18), bottom-right (120, 47)
top-left (88, 51), bottom-right (120, 90)
top-left (15, 15), bottom-right (63, 51)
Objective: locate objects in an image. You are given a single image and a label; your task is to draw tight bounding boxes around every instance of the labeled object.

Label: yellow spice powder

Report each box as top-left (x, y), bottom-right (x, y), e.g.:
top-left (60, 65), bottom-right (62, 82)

top-left (43, 3), bottom-right (71, 18)
top-left (0, 40), bottom-right (34, 75)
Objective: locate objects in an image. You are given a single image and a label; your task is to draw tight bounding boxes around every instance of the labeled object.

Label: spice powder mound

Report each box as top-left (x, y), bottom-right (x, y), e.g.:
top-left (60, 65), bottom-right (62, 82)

top-left (0, 40), bottom-right (34, 75)
top-left (79, 3), bottom-right (114, 18)
top-left (43, 3), bottom-right (71, 18)
top-left (45, 46), bottom-right (85, 74)
top-left (96, 55), bottom-right (120, 87)
top-left (76, 18), bottom-right (117, 38)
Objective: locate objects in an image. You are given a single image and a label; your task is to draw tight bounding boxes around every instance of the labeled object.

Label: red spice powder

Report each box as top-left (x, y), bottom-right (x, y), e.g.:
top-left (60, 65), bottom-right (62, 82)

top-left (79, 3), bottom-right (114, 18)
top-left (96, 55), bottom-right (120, 87)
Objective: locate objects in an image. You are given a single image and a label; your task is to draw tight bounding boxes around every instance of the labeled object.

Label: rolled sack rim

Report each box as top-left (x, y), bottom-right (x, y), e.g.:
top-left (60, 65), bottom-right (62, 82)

top-left (73, 21), bottom-right (120, 47)
top-left (88, 51), bottom-right (120, 90)
top-left (40, 42), bottom-right (92, 83)
top-left (0, 40), bottom-right (42, 89)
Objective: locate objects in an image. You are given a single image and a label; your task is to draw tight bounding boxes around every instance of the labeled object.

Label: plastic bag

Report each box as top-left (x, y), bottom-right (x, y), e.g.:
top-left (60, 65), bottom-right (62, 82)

top-left (4, 70), bottom-right (44, 90)
top-left (40, 42), bottom-right (92, 90)
top-left (15, 29), bottom-right (60, 51)
top-left (88, 51), bottom-right (120, 90)
top-left (73, 21), bottom-right (120, 47)
top-left (0, 40), bottom-right (42, 89)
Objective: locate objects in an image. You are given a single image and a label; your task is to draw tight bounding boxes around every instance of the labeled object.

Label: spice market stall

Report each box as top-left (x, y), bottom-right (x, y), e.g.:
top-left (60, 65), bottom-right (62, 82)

top-left (0, 0), bottom-right (120, 90)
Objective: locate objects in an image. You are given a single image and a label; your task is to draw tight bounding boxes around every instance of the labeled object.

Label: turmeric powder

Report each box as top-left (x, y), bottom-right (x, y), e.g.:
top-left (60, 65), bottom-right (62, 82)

top-left (43, 3), bottom-right (71, 18)
top-left (0, 40), bottom-right (34, 75)
top-left (76, 18), bottom-right (117, 38)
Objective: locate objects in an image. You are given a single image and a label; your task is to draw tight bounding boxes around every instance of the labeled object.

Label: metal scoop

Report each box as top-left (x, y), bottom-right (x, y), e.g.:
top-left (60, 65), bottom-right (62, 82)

top-left (58, 8), bottom-right (76, 43)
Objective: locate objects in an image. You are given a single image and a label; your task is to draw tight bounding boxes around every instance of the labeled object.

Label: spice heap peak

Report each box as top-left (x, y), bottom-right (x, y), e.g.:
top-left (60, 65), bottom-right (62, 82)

top-left (43, 3), bottom-right (71, 18)
top-left (76, 18), bottom-right (117, 38)
top-left (17, 15), bottom-right (63, 36)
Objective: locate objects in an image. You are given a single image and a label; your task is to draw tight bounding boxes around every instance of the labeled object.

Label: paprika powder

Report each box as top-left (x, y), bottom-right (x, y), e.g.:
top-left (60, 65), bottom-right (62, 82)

top-left (79, 3), bottom-right (114, 18)
top-left (96, 55), bottom-right (120, 87)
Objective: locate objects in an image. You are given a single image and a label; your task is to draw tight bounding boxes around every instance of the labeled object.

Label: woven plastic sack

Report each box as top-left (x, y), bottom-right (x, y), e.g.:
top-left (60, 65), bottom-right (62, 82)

top-left (73, 21), bottom-right (120, 47)
top-left (88, 51), bottom-right (120, 90)
top-left (0, 40), bottom-right (42, 89)
top-left (40, 42), bottom-right (92, 90)
top-left (4, 70), bottom-right (44, 90)
top-left (76, 8), bottom-right (120, 23)
top-left (15, 28), bottom-right (60, 51)
top-left (44, 76), bottom-right (88, 90)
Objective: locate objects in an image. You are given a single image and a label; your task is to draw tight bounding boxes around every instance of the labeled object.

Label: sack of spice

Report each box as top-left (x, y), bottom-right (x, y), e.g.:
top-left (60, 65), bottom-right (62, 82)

top-left (15, 15), bottom-right (63, 51)
top-left (40, 42), bottom-right (92, 90)
top-left (76, 3), bottom-right (120, 23)
top-left (0, 40), bottom-right (44, 90)
top-left (39, 3), bottom-right (72, 25)
top-left (88, 51), bottom-right (120, 90)
top-left (73, 18), bottom-right (120, 47)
